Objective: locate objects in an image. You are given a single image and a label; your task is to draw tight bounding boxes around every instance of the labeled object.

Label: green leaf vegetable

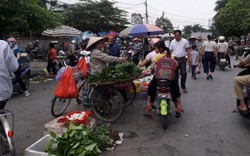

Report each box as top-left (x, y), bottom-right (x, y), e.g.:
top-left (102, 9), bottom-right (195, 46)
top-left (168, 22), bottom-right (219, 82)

top-left (88, 62), bottom-right (142, 83)
top-left (46, 123), bottom-right (114, 156)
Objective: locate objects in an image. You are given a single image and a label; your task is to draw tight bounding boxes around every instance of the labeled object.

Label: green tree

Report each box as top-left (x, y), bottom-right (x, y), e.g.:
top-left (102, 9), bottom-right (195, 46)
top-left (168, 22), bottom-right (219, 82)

top-left (214, 0), bottom-right (250, 36)
top-left (0, 0), bottom-right (61, 36)
top-left (131, 13), bottom-right (143, 24)
top-left (214, 0), bottom-right (229, 11)
top-left (155, 17), bottom-right (173, 33)
top-left (182, 24), bottom-right (206, 38)
top-left (63, 0), bottom-right (129, 33)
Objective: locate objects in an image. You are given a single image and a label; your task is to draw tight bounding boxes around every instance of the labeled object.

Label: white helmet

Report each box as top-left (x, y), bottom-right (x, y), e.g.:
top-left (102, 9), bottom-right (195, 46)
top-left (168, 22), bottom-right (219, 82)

top-left (218, 36), bottom-right (225, 42)
top-left (59, 50), bottom-right (65, 56)
top-left (71, 40), bottom-right (76, 44)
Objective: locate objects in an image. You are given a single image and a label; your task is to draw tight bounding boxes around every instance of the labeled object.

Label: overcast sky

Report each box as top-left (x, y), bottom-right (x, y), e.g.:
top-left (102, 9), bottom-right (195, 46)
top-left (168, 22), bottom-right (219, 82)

top-left (59, 0), bottom-right (217, 29)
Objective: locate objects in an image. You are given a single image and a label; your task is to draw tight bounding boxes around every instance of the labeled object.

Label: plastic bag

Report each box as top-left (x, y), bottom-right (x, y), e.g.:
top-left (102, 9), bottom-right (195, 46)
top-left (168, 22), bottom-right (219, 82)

top-left (54, 67), bottom-right (79, 98)
top-left (195, 65), bottom-right (201, 74)
top-left (56, 67), bottom-right (67, 82)
top-left (76, 57), bottom-right (88, 77)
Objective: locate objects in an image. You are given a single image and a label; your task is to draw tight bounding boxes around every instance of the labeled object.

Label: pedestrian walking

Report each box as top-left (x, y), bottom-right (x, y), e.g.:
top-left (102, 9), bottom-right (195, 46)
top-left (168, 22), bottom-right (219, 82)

top-left (46, 43), bottom-right (57, 77)
top-left (190, 45), bottom-right (199, 79)
top-left (201, 35), bottom-right (217, 80)
top-left (169, 30), bottom-right (191, 93)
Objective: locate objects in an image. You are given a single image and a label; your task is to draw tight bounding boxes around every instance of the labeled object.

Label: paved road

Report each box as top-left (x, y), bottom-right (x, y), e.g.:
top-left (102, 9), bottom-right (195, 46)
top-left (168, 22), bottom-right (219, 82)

top-left (6, 59), bottom-right (250, 156)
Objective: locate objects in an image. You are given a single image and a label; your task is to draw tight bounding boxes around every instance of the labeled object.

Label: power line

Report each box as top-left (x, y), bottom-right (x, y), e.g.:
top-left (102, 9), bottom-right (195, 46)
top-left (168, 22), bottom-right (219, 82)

top-left (111, 0), bottom-right (144, 6)
top-left (147, 5), bottom-right (207, 21)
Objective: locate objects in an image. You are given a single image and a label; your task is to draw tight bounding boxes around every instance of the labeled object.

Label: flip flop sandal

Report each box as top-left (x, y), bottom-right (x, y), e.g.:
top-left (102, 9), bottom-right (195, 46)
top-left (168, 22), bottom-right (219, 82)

top-left (237, 106), bottom-right (248, 112)
top-left (176, 107), bottom-right (184, 113)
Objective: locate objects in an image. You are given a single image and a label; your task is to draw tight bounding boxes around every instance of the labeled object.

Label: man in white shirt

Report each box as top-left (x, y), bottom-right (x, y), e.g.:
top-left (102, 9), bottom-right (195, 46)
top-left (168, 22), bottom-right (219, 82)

top-left (0, 40), bottom-right (19, 109)
top-left (169, 30), bottom-right (191, 93)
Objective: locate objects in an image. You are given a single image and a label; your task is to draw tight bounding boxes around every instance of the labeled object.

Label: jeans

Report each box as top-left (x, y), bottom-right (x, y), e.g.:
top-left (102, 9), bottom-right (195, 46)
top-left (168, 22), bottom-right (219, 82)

top-left (203, 52), bottom-right (216, 74)
top-left (174, 57), bottom-right (187, 89)
top-left (47, 59), bottom-right (57, 75)
top-left (14, 66), bottom-right (27, 92)
top-left (191, 65), bottom-right (197, 78)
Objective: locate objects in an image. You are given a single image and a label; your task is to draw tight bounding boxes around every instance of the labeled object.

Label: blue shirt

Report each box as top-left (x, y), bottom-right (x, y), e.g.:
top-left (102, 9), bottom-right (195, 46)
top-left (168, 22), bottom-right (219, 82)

top-left (108, 42), bottom-right (120, 57)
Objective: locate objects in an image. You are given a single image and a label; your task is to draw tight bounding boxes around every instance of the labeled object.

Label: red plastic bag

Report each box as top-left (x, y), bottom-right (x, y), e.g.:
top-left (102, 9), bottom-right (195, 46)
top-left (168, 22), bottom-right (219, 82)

top-left (57, 110), bottom-right (92, 125)
top-left (76, 58), bottom-right (88, 77)
top-left (54, 67), bottom-right (79, 98)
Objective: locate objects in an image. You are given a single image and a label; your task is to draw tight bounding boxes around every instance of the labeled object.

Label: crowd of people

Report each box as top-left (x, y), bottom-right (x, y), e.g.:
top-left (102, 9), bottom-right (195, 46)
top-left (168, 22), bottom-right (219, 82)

top-left (1, 30), bottom-right (250, 117)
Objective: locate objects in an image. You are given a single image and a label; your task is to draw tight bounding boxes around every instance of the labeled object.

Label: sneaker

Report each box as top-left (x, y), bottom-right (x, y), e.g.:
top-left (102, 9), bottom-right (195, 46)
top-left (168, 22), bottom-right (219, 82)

top-left (24, 90), bottom-right (30, 97)
top-left (183, 88), bottom-right (188, 93)
top-left (229, 65), bottom-right (231, 68)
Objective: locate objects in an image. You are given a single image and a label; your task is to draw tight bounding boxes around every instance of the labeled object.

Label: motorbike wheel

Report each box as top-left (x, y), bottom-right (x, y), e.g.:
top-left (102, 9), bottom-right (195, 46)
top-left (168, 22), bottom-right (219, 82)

top-left (29, 52), bottom-right (34, 61)
top-left (162, 115), bottom-right (168, 129)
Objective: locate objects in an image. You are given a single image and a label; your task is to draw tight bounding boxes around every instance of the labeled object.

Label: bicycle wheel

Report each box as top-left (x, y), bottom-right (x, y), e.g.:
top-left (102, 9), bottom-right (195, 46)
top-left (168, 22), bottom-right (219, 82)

top-left (121, 82), bottom-right (136, 107)
top-left (90, 86), bottom-right (123, 122)
top-left (51, 96), bottom-right (71, 117)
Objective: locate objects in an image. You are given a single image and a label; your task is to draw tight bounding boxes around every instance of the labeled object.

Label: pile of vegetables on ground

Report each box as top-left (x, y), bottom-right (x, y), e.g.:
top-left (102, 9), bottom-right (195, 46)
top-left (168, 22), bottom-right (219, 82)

top-left (88, 62), bottom-right (142, 83)
top-left (46, 123), bottom-right (120, 156)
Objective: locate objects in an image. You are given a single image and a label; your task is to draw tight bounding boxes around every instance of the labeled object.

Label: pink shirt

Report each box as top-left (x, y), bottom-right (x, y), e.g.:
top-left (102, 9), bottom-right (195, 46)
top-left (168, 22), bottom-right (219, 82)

top-left (145, 51), bottom-right (157, 62)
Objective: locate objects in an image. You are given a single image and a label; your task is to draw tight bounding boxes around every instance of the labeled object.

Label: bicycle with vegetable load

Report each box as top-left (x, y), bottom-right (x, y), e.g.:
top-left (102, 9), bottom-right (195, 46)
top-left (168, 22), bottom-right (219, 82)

top-left (51, 59), bottom-right (139, 122)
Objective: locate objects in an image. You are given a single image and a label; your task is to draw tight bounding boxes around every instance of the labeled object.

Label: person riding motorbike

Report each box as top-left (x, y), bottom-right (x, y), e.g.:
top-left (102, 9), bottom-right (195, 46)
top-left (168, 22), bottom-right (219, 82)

top-left (0, 40), bottom-right (19, 108)
top-left (7, 37), bottom-right (30, 96)
top-left (217, 36), bottom-right (231, 68)
top-left (233, 54), bottom-right (250, 112)
top-left (145, 40), bottom-right (184, 117)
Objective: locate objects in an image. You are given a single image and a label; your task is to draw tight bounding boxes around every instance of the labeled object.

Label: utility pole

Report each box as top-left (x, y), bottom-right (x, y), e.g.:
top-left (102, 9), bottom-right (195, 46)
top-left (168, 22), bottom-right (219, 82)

top-left (145, 0), bottom-right (149, 24)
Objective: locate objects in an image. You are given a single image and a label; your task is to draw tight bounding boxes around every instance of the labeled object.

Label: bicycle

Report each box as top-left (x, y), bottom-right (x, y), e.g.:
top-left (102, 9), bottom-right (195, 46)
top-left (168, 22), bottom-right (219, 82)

top-left (0, 101), bottom-right (15, 156)
top-left (51, 59), bottom-right (124, 122)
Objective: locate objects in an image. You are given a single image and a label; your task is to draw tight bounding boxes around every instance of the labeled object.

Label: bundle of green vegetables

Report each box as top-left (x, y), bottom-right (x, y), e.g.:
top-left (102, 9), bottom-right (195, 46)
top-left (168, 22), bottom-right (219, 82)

top-left (46, 123), bottom-right (114, 156)
top-left (88, 62), bottom-right (142, 83)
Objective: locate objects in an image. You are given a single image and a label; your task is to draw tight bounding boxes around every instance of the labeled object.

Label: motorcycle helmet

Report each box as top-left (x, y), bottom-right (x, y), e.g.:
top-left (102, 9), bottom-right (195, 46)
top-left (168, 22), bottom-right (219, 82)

top-left (7, 37), bottom-right (17, 43)
top-left (71, 40), bottom-right (76, 44)
top-left (218, 36), bottom-right (225, 42)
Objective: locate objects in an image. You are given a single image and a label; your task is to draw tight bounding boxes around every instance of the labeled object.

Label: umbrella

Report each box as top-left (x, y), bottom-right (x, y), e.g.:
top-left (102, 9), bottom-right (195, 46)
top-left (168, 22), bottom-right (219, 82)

top-left (162, 33), bottom-right (174, 38)
top-left (42, 25), bottom-right (81, 37)
top-left (120, 24), bottom-right (164, 37)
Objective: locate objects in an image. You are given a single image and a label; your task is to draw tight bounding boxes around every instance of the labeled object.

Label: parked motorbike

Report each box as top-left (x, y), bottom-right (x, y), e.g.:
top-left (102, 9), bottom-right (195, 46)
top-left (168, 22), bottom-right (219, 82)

top-left (25, 43), bottom-right (47, 61)
top-left (11, 63), bottom-right (30, 94)
top-left (218, 53), bottom-right (228, 71)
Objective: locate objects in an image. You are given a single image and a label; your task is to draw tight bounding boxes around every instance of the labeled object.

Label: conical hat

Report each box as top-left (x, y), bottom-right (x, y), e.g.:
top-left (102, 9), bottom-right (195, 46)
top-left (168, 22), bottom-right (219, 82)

top-left (86, 37), bottom-right (105, 50)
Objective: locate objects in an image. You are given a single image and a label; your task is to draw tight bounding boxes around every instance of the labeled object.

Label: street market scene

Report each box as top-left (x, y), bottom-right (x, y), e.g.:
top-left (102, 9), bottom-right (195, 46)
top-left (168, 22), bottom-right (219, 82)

top-left (0, 0), bottom-right (250, 155)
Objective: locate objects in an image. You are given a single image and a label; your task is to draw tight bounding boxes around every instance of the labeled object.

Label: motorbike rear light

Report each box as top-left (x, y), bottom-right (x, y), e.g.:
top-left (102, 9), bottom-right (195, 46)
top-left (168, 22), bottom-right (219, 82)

top-left (159, 88), bottom-right (167, 93)
top-left (8, 130), bottom-right (13, 138)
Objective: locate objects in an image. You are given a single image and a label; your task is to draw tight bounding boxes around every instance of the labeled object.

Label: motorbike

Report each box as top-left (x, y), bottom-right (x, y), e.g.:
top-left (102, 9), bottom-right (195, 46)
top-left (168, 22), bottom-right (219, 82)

top-left (25, 43), bottom-right (47, 61)
top-left (152, 57), bottom-right (176, 129)
top-left (11, 63), bottom-right (30, 94)
top-left (235, 47), bottom-right (250, 118)
top-left (218, 53), bottom-right (228, 71)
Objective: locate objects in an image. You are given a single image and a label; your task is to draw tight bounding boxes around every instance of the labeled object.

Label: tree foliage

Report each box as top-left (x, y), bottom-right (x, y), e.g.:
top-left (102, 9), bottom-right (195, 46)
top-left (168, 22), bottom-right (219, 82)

top-left (155, 17), bottom-right (173, 33)
top-left (131, 13), bottom-right (143, 24)
top-left (0, 0), bottom-right (61, 35)
top-left (214, 0), bottom-right (229, 11)
top-left (182, 24), bottom-right (207, 38)
top-left (213, 0), bottom-right (250, 36)
top-left (63, 0), bottom-right (129, 33)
